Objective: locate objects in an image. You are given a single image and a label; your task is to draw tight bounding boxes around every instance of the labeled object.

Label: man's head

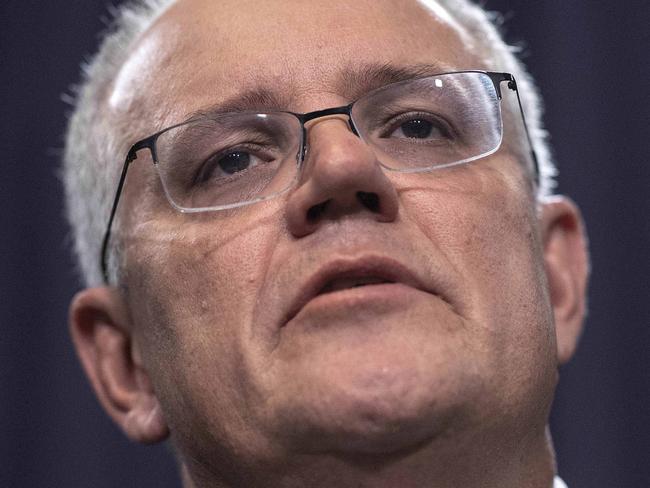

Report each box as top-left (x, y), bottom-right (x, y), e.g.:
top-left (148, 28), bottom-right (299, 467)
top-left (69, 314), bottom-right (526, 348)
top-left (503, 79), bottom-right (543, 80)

top-left (64, 0), bottom-right (589, 486)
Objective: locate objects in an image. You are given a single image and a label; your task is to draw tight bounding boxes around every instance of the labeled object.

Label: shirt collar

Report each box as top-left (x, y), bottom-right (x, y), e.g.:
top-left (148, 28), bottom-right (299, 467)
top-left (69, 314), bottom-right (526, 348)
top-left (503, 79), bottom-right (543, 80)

top-left (554, 476), bottom-right (568, 488)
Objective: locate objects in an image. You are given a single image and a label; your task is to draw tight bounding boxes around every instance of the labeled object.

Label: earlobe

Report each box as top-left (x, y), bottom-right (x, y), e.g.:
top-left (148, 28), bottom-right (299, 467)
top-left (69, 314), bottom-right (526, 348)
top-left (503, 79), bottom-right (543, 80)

top-left (540, 196), bottom-right (590, 365)
top-left (69, 287), bottom-right (169, 443)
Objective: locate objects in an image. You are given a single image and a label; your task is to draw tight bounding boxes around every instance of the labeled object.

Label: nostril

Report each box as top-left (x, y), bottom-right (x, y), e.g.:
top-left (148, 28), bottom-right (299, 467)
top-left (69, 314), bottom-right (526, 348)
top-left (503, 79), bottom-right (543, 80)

top-left (307, 201), bottom-right (329, 222)
top-left (357, 191), bottom-right (380, 212)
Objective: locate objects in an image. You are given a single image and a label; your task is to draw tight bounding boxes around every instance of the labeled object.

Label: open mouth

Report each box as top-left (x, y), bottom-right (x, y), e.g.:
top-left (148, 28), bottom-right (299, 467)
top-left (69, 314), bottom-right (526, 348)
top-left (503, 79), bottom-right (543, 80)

top-left (282, 256), bottom-right (429, 327)
top-left (318, 276), bottom-right (394, 294)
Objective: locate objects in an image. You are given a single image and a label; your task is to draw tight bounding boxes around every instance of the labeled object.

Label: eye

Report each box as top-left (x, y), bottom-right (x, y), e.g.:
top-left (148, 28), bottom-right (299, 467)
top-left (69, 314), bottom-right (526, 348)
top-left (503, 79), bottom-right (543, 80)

top-left (217, 151), bottom-right (252, 174)
top-left (194, 145), bottom-right (274, 185)
top-left (382, 113), bottom-right (453, 141)
top-left (396, 119), bottom-right (436, 139)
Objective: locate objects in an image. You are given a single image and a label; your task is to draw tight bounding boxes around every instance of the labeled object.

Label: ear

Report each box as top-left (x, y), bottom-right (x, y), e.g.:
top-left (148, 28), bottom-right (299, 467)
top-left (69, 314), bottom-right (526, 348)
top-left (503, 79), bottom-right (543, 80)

top-left (69, 286), bottom-right (169, 443)
top-left (540, 196), bottom-right (590, 365)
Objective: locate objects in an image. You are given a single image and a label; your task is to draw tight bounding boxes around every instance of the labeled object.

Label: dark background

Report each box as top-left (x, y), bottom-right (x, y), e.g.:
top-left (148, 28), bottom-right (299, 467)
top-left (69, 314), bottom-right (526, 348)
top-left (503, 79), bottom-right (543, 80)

top-left (2, 1), bottom-right (648, 487)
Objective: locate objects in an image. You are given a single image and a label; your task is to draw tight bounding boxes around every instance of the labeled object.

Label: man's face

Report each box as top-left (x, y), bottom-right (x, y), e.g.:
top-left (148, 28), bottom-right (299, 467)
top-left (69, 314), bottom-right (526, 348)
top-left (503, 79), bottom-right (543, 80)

top-left (111, 0), bottom-right (559, 473)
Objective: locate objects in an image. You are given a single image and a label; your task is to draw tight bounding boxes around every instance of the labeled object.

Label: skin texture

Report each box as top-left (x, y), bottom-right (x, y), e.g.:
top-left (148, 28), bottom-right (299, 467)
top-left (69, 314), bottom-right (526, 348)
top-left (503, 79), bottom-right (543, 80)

top-left (69, 0), bottom-right (589, 487)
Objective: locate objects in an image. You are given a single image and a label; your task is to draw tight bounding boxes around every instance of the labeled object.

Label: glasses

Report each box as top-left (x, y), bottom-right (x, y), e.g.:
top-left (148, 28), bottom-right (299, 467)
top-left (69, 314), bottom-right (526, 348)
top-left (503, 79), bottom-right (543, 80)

top-left (100, 70), bottom-right (538, 282)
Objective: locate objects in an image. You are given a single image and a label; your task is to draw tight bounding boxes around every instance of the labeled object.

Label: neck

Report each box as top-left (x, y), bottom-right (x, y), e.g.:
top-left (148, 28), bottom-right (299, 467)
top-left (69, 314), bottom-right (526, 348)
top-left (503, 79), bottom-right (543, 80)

top-left (179, 426), bottom-right (557, 488)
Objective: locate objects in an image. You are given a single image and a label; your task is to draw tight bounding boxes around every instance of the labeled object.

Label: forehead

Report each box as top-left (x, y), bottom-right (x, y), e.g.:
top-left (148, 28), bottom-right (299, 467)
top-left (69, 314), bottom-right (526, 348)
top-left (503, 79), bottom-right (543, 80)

top-left (109, 0), bottom-right (482, 130)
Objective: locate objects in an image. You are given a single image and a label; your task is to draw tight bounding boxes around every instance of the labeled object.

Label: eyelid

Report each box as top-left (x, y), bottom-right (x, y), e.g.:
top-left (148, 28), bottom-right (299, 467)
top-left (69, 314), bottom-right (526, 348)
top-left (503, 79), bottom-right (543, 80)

top-left (193, 142), bottom-right (278, 185)
top-left (372, 111), bottom-right (456, 139)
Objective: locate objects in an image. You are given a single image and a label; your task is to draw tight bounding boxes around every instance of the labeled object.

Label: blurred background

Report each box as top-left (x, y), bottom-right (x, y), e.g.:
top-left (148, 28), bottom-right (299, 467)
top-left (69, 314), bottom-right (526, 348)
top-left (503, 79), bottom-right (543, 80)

top-left (1, 1), bottom-right (648, 486)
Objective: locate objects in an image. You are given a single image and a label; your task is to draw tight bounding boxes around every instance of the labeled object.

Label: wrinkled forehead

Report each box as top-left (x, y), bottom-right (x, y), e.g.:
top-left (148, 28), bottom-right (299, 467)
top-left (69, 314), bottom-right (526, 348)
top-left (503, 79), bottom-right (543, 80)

top-left (108, 0), bottom-right (482, 133)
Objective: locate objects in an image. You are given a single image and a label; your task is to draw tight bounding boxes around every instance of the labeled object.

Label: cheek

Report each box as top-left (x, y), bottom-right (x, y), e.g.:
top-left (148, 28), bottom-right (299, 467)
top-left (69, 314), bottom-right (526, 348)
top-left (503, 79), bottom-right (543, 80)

top-left (122, 203), bottom-right (283, 441)
top-left (399, 158), bottom-right (555, 387)
top-left (126, 203), bottom-right (282, 336)
top-left (402, 156), bottom-right (542, 296)
top-left (454, 162), bottom-right (549, 331)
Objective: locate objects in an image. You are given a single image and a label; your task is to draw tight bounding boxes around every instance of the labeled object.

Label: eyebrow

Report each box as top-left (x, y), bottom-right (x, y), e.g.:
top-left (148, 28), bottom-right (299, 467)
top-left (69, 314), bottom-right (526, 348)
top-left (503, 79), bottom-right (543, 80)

top-left (336, 62), bottom-right (453, 100)
top-left (183, 88), bottom-right (293, 121)
top-left (181, 62), bottom-right (453, 121)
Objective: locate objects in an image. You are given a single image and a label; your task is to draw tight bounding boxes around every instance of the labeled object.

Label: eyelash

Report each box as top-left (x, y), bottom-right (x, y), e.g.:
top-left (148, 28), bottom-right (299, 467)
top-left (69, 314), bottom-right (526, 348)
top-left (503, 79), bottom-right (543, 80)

top-left (193, 142), bottom-right (274, 185)
top-left (380, 112), bottom-right (455, 140)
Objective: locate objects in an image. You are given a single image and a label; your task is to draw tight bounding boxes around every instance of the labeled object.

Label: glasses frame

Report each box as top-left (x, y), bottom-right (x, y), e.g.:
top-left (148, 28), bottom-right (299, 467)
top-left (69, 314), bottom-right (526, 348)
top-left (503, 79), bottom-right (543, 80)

top-left (99, 70), bottom-right (538, 283)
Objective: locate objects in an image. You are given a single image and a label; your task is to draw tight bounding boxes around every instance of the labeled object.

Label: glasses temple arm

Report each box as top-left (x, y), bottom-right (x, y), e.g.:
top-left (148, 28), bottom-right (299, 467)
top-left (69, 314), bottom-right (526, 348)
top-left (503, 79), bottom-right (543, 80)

top-left (506, 75), bottom-right (540, 185)
top-left (100, 149), bottom-right (137, 284)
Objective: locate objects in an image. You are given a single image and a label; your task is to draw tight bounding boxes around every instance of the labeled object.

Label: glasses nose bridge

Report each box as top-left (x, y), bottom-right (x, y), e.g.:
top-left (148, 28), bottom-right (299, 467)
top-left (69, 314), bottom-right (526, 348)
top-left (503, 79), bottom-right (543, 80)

top-left (297, 103), bottom-right (360, 161)
top-left (300, 103), bottom-right (354, 124)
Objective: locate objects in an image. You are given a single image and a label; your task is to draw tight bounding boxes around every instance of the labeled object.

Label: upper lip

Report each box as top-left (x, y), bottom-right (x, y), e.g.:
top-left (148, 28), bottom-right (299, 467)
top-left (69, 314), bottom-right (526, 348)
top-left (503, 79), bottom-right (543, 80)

top-left (283, 255), bottom-right (430, 326)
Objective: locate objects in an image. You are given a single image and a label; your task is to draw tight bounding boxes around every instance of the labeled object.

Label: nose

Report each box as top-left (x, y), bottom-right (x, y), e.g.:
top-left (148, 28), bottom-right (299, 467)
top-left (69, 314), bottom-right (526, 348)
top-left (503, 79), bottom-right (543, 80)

top-left (285, 117), bottom-right (399, 238)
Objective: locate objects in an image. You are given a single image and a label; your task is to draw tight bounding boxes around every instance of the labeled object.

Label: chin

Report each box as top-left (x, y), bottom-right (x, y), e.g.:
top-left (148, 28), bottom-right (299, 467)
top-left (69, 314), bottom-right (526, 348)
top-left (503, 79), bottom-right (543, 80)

top-left (323, 399), bottom-right (451, 456)
top-left (269, 356), bottom-right (467, 457)
top-left (260, 304), bottom-right (482, 457)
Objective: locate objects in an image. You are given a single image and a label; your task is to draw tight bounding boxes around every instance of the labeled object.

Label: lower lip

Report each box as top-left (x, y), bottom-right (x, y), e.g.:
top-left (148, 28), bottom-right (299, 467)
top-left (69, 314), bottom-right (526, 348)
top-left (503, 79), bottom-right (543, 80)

top-left (288, 282), bottom-right (424, 326)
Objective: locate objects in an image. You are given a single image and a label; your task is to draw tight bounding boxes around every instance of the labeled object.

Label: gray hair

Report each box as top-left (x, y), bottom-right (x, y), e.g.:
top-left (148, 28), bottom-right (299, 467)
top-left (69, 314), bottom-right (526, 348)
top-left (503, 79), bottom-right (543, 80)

top-left (62, 0), bottom-right (557, 287)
